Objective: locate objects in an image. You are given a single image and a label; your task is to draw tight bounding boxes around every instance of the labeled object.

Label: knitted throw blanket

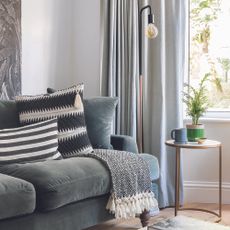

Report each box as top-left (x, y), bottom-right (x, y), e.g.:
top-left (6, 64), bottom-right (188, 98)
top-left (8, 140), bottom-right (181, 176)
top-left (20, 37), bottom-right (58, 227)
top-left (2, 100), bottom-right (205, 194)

top-left (80, 149), bottom-right (158, 219)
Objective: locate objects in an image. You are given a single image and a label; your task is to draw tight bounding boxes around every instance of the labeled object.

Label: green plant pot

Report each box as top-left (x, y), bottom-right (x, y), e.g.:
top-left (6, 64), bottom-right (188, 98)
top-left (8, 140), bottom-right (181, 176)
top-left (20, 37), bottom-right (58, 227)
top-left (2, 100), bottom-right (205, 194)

top-left (186, 124), bottom-right (205, 142)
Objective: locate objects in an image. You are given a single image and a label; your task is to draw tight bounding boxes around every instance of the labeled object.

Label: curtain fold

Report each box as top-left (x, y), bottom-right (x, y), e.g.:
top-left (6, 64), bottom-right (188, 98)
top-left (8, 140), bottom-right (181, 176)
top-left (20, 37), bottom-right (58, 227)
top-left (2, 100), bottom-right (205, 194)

top-left (100, 0), bottom-right (188, 208)
top-left (100, 0), bottom-right (139, 138)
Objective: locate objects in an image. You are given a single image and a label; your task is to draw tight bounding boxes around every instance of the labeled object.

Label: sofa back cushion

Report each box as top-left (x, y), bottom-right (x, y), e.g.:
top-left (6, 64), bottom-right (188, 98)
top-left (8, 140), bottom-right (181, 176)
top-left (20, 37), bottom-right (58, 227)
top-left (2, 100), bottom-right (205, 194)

top-left (0, 119), bottom-right (62, 165)
top-left (83, 97), bottom-right (118, 149)
top-left (0, 100), bottom-right (19, 129)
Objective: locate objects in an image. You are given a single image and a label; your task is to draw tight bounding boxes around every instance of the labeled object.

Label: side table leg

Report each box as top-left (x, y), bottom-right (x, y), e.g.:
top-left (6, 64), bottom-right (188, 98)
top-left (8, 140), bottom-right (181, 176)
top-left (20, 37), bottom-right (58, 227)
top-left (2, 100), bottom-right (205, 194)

top-left (175, 147), bottom-right (180, 216)
top-left (219, 145), bottom-right (222, 218)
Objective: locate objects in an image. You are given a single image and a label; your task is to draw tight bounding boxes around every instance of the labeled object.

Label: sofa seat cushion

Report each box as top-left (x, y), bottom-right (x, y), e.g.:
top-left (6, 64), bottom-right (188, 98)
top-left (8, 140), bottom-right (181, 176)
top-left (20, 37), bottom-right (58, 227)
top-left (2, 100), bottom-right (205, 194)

top-left (139, 153), bottom-right (159, 181)
top-left (0, 158), bottom-right (111, 212)
top-left (0, 173), bottom-right (35, 220)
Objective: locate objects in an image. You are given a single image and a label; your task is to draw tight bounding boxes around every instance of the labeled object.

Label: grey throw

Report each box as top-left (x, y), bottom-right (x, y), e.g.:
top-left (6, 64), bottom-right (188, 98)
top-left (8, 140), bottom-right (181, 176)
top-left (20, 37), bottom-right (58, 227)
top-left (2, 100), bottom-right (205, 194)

top-left (79, 149), bottom-right (158, 219)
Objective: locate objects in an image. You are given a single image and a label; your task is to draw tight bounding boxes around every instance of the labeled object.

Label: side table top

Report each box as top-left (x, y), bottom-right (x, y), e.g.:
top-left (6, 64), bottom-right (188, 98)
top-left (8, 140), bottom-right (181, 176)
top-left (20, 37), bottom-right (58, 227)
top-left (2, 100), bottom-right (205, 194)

top-left (165, 139), bottom-right (221, 149)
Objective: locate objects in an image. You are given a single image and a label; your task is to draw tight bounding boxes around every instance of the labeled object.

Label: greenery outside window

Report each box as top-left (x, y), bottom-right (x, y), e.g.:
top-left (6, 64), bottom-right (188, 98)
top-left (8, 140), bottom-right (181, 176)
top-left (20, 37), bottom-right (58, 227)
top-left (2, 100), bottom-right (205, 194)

top-left (188, 0), bottom-right (230, 119)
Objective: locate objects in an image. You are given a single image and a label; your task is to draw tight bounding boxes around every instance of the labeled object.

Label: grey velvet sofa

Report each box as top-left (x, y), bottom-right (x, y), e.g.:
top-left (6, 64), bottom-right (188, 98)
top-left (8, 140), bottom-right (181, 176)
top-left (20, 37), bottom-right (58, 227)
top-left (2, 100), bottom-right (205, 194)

top-left (0, 98), bottom-right (159, 230)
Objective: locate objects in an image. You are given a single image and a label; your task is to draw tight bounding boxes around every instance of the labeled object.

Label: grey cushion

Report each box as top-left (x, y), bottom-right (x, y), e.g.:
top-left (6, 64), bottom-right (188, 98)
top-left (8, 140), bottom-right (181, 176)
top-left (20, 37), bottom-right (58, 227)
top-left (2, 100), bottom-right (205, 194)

top-left (84, 97), bottom-right (118, 149)
top-left (0, 158), bottom-right (111, 212)
top-left (0, 100), bottom-right (19, 129)
top-left (0, 173), bottom-right (35, 220)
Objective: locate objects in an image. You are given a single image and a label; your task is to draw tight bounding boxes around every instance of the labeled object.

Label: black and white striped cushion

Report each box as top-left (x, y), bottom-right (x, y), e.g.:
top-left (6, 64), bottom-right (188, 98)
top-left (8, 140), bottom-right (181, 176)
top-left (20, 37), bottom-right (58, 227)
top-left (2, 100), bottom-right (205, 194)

top-left (0, 119), bottom-right (62, 165)
top-left (16, 84), bottom-right (93, 158)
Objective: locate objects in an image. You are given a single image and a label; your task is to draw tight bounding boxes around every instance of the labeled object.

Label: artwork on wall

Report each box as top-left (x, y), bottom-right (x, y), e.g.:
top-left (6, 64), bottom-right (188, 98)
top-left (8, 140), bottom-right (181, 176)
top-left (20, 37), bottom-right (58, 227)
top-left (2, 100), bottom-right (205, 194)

top-left (0, 0), bottom-right (21, 100)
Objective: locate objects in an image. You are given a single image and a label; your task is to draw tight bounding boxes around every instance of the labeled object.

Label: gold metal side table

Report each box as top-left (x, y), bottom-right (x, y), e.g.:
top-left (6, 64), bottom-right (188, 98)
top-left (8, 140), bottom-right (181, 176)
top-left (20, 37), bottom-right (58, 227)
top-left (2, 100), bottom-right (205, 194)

top-left (165, 139), bottom-right (222, 221)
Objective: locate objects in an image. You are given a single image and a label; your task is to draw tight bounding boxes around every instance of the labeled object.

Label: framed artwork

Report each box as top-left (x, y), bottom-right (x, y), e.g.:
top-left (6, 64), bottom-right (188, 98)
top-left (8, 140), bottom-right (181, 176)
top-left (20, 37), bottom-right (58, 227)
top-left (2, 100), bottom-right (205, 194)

top-left (0, 0), bottom-right (21, 100)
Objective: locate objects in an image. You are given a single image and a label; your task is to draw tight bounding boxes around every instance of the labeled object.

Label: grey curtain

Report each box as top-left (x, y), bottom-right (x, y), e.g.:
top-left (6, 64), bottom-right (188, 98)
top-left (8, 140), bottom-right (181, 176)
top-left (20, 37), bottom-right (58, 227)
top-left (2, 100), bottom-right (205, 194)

top-left (100, 0), bottom-right (188, 208)
top-left (141, 0), bottom-right (188, 207)
top-left (100, 0), bottom-right (139, 138)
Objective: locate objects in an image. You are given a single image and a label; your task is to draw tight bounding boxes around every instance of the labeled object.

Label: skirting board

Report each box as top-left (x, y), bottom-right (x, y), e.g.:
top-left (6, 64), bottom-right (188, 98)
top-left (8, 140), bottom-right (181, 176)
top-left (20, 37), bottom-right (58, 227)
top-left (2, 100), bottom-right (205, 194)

top-left (184, 181), bottom-right (230, 204)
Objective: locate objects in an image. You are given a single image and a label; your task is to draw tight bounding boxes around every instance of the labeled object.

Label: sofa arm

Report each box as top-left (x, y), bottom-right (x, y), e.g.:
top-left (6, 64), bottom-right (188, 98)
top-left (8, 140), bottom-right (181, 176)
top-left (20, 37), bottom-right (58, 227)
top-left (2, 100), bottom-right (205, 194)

top-left (110, 135), bottom-right (138, 153)
top-left (139, 154), bottom-right (160, 181)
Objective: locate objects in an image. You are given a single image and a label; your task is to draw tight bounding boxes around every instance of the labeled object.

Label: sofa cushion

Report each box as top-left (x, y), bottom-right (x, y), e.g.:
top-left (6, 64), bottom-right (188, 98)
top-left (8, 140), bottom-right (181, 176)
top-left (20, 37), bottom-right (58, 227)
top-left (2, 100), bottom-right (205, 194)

top-left (0, 173), bottom-right (35, 220)
top-left (84, 97), bottom-right (118, 149)
top-left (16, 85), bottom-right (94, 158)
top-left (0, 157), bottom-right (111, 212)
top-left (0, 100), bottom-right (19, 129)
top-left (0, 119), bottom-right (62, 165)
top-left (139, 153), bottom-right (159, 181)
top-left (47, 90), bottom-right (119, 150)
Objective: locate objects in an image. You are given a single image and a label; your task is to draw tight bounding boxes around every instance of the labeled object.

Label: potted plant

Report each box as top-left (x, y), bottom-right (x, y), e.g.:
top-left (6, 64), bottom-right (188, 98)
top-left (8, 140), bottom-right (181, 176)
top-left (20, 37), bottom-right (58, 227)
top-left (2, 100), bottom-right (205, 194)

top-left (183, 74), bottom-right (210, 141)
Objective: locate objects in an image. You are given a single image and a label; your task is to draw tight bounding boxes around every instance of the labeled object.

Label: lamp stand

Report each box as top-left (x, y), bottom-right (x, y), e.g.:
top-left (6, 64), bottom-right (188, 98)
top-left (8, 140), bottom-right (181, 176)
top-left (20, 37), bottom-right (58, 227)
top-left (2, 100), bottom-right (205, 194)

top-left (138, 5), bottom-right (152, 153)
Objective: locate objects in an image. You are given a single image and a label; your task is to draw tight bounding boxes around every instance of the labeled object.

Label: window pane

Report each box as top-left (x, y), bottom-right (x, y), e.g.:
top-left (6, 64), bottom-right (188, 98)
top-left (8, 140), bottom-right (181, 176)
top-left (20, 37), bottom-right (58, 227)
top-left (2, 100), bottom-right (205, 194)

top-left (190, 0), bottom-right (230, 111)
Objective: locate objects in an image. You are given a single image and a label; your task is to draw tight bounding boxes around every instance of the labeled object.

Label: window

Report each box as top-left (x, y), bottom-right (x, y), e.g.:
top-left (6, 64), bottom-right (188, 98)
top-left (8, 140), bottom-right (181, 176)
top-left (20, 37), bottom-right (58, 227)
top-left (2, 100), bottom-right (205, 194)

top-left (189, 0), bottom-right (230, 116)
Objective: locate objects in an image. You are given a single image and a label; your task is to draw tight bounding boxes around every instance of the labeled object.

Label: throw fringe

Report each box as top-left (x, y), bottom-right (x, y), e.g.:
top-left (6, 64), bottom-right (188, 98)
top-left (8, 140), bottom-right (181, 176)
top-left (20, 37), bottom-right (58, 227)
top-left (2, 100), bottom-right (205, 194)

top-left (106, 192), bottom-right (158, 219)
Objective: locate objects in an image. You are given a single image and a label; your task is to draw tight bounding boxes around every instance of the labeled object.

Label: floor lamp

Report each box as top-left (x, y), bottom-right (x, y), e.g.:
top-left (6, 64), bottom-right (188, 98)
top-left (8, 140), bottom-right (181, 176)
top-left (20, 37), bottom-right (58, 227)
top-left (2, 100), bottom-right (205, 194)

top-left (138, 5), bottom-right (158, 152)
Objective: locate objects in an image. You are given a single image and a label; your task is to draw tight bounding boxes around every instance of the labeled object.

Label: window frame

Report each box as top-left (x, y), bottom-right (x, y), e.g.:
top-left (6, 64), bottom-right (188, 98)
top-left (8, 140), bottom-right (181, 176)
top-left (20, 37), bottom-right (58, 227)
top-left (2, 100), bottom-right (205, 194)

top-left (186, 0), bottom-right (230, 120)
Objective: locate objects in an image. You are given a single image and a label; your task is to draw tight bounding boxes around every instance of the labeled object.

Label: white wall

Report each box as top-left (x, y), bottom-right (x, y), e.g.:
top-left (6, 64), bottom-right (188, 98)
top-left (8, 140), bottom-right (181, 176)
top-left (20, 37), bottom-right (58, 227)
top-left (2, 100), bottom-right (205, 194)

top-left (22, 0), bottom-right (101, 97)
top-left (183, 120), bottom-right (230, 204)
top-left (72, 0), bottom-right (101, 97)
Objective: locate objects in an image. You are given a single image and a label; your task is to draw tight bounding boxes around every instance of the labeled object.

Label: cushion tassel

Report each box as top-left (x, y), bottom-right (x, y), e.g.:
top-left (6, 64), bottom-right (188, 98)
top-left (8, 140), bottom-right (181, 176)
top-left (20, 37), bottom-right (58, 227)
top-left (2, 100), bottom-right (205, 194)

top-left (107, 192), bottom-right (158, 219)
top-left (74, 93), bottom-right (83, 109)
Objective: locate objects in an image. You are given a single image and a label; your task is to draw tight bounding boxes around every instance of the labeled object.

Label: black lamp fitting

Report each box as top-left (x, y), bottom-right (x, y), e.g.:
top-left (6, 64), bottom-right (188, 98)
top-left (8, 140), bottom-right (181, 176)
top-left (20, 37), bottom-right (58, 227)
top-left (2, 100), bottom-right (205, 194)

top-left (148, 14), bottom-right (153, 24)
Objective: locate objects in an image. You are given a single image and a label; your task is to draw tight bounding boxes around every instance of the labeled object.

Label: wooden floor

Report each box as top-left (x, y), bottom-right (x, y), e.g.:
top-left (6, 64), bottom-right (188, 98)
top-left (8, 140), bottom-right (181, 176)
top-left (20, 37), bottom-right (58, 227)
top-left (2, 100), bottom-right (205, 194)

top-left (87, 203), bottom-right (230, 230)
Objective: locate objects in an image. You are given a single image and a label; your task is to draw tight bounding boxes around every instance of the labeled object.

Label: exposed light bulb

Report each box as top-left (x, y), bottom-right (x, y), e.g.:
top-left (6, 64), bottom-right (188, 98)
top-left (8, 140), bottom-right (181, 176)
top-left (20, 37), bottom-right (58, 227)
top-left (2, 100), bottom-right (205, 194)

top-left (145, 23), bottom-right (158, 39)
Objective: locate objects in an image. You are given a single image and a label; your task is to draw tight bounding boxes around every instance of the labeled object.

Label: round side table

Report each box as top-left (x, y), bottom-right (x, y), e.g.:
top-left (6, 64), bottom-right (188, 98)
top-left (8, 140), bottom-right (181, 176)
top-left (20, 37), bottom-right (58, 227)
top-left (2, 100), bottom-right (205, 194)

top-left (165, 139), bottom-right (222, 221)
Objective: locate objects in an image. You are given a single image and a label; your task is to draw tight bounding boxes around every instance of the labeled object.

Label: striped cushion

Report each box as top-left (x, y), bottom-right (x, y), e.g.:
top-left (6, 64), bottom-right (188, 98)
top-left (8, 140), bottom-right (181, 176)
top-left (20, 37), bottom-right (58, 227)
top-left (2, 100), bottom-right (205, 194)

top-left (16, 84), bottom-right (93, 158)
top-left (0, 119), bottom-right (62, 165)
